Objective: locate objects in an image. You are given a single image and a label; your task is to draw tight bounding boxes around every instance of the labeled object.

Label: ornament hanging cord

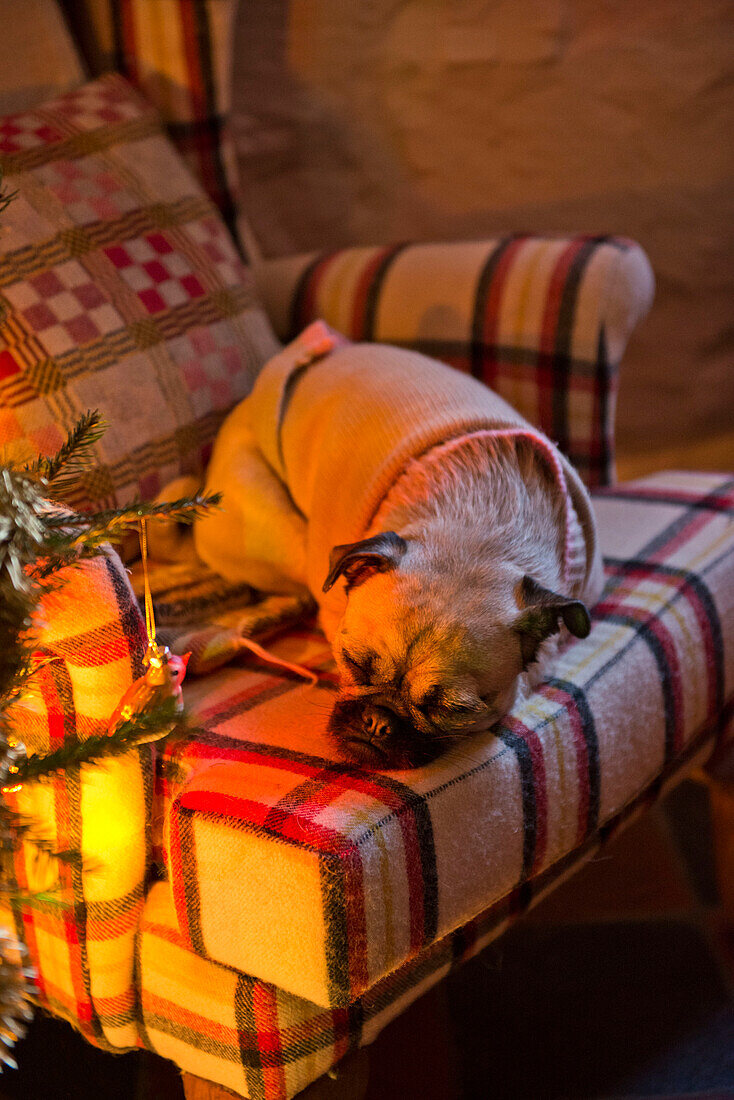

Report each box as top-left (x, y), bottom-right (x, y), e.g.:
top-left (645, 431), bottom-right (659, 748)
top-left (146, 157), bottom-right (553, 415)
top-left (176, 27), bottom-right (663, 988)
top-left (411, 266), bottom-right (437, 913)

top-left (139, 517), bottom-right (317, 685)
top-left (139, 518), bottom-right (156, 647)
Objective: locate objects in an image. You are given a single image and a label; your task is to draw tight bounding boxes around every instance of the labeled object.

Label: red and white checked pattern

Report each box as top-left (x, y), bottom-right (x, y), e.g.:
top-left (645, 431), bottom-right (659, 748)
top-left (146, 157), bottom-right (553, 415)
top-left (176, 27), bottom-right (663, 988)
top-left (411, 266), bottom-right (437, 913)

top-left (36, 157), bottom-right (138, 226)
top-left (186, 216), bottom-right (246, 289)
top-left (3, 260), bottom-right (124, 356)
top-left (0, 79), bottom-right (148, 156)
top-left (0, 115), bottom-right (64, 154)
top-left (168, 320), bottom-right (253, 416)
top-left (0, 74), bottom-right (280, 512)
top-left (104, 233), bottom-right (206, 315)
top-left (48, 76), bottom-right (147, 131)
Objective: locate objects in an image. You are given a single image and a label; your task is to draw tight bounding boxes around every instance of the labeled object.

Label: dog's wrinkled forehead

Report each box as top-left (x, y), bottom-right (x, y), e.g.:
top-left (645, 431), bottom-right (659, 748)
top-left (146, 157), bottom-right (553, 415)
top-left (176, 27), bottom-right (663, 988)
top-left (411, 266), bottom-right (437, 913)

top-left (335, 598), bottom-right (513, 744)
top-left (339, 619), bottom-right (442, 687)
top-left (338, 586), bottom-right (476, 692)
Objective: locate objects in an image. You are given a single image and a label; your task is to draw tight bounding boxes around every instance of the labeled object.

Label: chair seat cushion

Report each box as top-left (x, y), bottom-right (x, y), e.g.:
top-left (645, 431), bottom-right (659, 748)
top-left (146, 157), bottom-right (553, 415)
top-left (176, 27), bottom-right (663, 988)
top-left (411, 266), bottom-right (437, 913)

top-left (159, 471), bottom-right (734, 1008)
top-left (139, 876), bottom-right (503, 1100)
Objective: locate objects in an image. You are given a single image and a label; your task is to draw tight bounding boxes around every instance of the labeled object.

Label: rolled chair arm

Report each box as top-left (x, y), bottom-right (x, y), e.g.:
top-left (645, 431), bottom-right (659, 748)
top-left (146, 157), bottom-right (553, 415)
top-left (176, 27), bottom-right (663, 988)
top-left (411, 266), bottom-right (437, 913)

top-left (256, 237), bottom-right (654, 487)
top-left (3, 547), bottom-right (150, 1051)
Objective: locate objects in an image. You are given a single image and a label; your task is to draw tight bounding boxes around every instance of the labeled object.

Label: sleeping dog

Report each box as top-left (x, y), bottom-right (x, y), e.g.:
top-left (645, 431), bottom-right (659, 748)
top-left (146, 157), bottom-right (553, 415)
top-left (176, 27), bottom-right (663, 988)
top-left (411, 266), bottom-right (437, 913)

top-left (195, 323), bottom-right (603, 767)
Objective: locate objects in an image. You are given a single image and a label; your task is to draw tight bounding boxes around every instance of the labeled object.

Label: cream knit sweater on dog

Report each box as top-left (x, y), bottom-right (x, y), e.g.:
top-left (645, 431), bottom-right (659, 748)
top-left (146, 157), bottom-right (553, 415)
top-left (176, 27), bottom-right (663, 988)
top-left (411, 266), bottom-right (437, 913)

top-left (196, 323), bottom-right (604, 640)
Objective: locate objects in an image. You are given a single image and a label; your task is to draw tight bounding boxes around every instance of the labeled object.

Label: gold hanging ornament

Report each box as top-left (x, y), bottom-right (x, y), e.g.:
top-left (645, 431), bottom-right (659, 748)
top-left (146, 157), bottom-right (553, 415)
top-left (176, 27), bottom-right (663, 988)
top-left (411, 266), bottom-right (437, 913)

top-left (107, 519), bottom-right (189, 742)
top-left (0, 737), bottom-right (25, 797)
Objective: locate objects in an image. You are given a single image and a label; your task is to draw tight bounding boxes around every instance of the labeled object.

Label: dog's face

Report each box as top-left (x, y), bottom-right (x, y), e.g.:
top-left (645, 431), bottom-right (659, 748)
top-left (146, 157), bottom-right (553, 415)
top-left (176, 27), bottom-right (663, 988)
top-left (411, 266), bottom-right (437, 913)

top-left (324, 532), bottom-right (590, 768)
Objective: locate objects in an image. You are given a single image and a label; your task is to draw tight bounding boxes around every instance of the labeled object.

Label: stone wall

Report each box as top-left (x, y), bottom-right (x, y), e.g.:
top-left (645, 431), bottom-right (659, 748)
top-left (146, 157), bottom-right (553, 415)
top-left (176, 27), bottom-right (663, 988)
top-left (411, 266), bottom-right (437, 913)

top-left (232, 1), bottom-right (734, 476)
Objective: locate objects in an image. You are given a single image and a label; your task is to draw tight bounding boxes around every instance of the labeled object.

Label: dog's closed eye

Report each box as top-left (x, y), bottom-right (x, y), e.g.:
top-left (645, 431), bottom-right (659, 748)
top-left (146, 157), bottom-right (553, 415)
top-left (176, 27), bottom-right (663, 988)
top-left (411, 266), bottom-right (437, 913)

top-left (417, 685), bottom-right (487, 719)
top-left (417, 684), bottom-right (444, 711)
top-left (445, 691), bottom-right (486, 714)
top-left (341, 649), bottom-right (375, 683)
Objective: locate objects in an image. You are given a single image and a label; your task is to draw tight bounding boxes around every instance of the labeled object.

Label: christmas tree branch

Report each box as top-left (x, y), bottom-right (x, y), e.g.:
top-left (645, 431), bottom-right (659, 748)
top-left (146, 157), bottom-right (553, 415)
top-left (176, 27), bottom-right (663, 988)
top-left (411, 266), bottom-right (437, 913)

top-left (39, 493), bottom-right (222, 561)
top-left (0, 471), bottom-right (48, 701)
top-left (29, 545), bottom-right (117, 581)
top-left (24, 410), bottom-right (105, 494)
top-left (2, 820), bottom-right (83, 871)
top-left (15, 698), bottom-right (181, 784)
top-left (0, 171), bottom-right (15, 218)
top-left (0, 407), bottom-right (222, 1065)
top-left (41, 491), bottom-right (222, 531)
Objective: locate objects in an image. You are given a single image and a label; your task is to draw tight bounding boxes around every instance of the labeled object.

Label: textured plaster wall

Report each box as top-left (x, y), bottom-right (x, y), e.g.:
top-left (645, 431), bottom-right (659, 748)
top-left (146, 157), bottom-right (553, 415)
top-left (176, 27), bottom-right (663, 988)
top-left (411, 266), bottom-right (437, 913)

top-left (232, 1), bottom-right (734, 474)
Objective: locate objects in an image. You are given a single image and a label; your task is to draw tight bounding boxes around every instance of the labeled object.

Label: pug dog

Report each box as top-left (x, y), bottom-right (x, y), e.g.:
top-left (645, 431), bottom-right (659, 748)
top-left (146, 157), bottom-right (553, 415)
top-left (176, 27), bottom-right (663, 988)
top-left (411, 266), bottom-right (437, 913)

top-left (195, 323), bottom-right (604, 768)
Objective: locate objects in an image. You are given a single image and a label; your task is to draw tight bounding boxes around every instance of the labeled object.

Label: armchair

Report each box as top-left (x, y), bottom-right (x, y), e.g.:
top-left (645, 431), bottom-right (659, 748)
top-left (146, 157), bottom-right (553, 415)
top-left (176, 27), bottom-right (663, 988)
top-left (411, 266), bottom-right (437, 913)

top-left (0, 4), bottom-right (732, 1099)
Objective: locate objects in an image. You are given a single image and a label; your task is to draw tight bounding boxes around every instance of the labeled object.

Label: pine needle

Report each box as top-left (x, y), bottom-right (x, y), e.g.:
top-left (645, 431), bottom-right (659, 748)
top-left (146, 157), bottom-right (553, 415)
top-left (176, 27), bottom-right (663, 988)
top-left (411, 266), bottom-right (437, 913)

top-left (40, 492), bottom-right (222, 552)
top-left (24, 410), bottom-right (106, 494)
top-left (0, 170), bottom-right (15, 218)
top-left (15, 698), bottom-right (181, 783)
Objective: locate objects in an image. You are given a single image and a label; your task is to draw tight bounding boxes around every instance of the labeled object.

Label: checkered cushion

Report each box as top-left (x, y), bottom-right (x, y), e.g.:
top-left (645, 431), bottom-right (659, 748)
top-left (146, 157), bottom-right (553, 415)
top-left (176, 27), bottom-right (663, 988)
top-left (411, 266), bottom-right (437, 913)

top-left (2, 546), bottom-right (150, 1051)
top-left (159, 472), bottom-right (734, 1010)
top-left (61, 0), bottom-right (245, 247)
top-left (0, 73), bottom-right (279, 511)
top-left (256, 238), bottom-right (655, 487)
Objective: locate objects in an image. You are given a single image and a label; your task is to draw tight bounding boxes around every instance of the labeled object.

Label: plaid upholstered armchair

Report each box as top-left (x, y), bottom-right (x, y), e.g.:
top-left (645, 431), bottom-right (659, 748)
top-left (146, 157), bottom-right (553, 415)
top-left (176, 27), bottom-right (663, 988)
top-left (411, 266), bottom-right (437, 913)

top-left (1, 3), bottom-right (733, 1099)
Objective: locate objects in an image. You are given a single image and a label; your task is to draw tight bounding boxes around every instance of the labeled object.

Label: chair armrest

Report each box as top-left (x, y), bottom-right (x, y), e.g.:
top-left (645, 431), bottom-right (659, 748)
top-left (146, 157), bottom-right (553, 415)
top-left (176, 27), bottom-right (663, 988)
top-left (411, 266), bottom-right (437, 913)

top-left (255, 237), bottom-right (654, 487)
top-left (4, 547), bottom-right (150, 1051)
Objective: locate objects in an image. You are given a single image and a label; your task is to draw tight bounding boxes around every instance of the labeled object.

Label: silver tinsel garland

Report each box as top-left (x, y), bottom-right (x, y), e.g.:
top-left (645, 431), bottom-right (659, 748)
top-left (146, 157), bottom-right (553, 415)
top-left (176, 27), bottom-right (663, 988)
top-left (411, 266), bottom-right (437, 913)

top-left (0, 174), bottom-right (37, 1070)
top-left (0, 927), bottom-right (35, 1071)
top-left (0, 736), bottom-right (36, 1071)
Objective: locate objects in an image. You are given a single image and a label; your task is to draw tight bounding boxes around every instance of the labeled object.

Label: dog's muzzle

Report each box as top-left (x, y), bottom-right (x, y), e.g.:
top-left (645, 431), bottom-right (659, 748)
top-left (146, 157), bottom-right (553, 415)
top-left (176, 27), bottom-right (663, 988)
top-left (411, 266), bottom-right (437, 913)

top-left (328, 698), bottom-right (440, 768)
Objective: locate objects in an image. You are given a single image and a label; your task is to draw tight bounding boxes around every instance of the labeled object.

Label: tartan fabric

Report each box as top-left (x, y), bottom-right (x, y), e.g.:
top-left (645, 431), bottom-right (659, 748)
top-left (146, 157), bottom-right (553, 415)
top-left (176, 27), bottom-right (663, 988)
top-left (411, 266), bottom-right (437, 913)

top-left (0, 73), bottom-right (279, 512)
top-left (140, 695), bottom-right (717, 1100)
top-left (256, 237), bottom-right (655, 487)
top-left (60, 0), bottom-right (245, 247)
top-left (1, 545), bottom-right (150, 1052)
top-left (160, 471), bottom-right (734, 1009)
top-left (128, 555), bottom-right (316, 677)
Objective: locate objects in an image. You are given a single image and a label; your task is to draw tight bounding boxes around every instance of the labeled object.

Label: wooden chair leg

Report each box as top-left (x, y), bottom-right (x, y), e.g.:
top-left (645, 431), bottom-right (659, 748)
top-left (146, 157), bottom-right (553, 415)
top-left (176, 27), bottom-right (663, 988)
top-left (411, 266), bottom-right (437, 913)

top-left (182, 1049), bottom-right (369, 1100)
top-left (707, 777), bottom-right (734, 925)
top-left (293, 1050), bottom-right (369, 1099)
top-left (182, 1073), bottom-right (242, 1099)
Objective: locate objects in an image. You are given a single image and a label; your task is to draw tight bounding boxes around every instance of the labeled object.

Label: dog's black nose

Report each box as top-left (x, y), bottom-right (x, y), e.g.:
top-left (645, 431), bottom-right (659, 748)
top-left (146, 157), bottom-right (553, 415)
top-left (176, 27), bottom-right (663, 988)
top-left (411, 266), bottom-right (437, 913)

top-left (327, 699), bottom-right (396, 763)
top-left (328, 698), bottom-right (441, 768)
top-left (364, 708), bottom-right (392, 745)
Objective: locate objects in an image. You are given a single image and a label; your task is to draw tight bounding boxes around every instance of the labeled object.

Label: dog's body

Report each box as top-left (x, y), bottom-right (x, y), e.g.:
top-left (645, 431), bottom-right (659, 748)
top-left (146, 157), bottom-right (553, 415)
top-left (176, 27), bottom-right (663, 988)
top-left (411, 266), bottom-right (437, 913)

top-left (196, 323), bottom-right (603, 766)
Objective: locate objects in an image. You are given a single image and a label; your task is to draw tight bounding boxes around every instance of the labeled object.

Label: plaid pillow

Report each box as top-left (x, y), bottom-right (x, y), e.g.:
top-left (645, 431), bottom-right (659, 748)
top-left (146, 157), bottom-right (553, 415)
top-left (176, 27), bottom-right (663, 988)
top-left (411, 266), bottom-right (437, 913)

top-left (0, 73), bottom-right (280, 512)
top-left (3, 547), bottom-right (150, 1052)
top-left (257, 237), bottom-right (655, 488)
top-left (60, 0), bottom-right (245, 248)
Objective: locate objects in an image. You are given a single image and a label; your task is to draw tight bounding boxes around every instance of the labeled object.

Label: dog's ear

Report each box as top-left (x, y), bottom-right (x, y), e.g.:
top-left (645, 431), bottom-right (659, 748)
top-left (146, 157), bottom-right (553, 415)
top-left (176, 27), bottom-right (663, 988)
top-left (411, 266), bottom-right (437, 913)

top-left (323, 532), bottom-right (407, 593)
top-left (514, 575), bottom-right (591, 668)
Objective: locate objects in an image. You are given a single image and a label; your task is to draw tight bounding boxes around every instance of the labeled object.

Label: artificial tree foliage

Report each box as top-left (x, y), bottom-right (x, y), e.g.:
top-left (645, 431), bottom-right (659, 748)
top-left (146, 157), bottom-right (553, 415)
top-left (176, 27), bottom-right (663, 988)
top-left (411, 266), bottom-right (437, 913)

top-left (0, 408), bottom-right (218, 1068)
